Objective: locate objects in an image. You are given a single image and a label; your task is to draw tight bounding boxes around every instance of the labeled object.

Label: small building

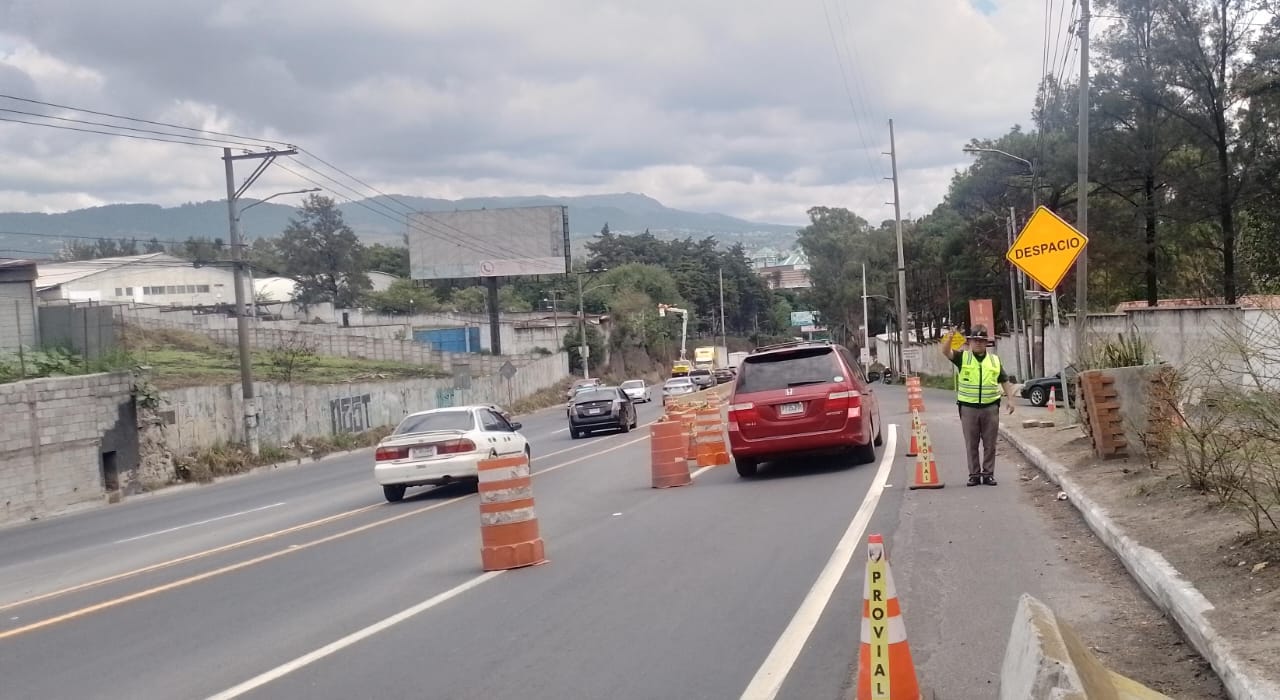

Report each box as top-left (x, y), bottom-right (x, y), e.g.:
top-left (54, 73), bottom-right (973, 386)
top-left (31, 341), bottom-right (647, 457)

top-left (0, 258), bottom-right (39, 353)
top-left (35, 253), bottom-right (238, 306)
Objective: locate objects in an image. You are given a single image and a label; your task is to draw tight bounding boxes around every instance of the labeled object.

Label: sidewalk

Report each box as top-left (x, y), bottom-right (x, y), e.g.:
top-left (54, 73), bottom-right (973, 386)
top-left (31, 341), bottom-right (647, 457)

top-left (1002, 404), bottom-right (1280, 699)
top-left (883, 386), bottom-right (1225, 698)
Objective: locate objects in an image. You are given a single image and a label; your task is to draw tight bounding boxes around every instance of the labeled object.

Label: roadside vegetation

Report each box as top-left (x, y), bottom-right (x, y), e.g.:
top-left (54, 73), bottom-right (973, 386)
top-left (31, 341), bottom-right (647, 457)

top-left (172, 426), bottom-right (394, 484)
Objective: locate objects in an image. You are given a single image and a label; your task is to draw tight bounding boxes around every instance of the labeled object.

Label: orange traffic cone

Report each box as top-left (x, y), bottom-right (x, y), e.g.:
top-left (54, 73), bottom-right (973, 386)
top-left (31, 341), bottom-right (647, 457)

top-left (908, 428), bottom-right (944, 490)
top-left (1047, 386), bottom-right (1057, 414)
top-left (856, 534), bottom-right (923, 699)
top-left (905, 410), bottom-right (921, 457)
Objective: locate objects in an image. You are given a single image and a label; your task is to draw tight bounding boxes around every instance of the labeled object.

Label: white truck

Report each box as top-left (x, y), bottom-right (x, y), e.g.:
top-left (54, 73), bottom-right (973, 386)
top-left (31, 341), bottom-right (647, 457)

top-left (727, 350), bottom-right (749, 370)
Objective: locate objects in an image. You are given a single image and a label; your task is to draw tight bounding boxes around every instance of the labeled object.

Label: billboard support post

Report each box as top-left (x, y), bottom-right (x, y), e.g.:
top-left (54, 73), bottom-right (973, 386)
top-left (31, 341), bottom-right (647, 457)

top-left (484, 276), bottom-right (502, 355)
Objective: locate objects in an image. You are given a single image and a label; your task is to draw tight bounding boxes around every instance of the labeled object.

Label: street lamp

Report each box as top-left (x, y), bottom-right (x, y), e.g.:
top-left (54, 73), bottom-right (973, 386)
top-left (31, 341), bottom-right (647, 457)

top-left (963, 145), bottom-right (1043, 378)
top-left (574, 270), bottom-right (613, 379)
top-left (235, 188), bottom-right (320, 319)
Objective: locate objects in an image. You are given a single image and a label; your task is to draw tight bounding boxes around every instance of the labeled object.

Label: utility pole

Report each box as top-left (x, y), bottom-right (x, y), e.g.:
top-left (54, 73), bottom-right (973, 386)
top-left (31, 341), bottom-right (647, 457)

top-left (718, 267), bottom-right (727, 352)
top-left (886, 119), bottom-right (909, 378)
top-left (1075, 0), bottom-right (1091, 367)
top-left (1007, 207), bottom-right (1026, 381)
top-left (576, 272), bottom-right (589, 380)
top-left (861, 262), bottom-right (871, 358)
top-left (222, 146), bottom-right (297, 456)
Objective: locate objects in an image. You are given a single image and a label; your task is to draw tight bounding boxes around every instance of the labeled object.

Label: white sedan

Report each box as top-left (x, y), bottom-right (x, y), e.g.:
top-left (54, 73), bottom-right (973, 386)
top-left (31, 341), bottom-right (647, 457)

top-left (374, 405), bottom-right (528, 502)
top-left (620, 379), bottom-right (652, 403)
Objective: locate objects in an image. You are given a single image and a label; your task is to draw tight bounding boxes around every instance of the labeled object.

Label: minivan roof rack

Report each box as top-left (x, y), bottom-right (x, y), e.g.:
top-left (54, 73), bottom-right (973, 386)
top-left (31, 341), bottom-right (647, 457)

top-left (751, 339), bottom-right (833, 353)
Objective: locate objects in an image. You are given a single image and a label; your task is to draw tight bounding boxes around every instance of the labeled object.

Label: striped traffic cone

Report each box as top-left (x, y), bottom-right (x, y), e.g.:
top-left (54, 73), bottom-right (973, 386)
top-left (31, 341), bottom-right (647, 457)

top-left (856, 534), bottom-right (923, 699)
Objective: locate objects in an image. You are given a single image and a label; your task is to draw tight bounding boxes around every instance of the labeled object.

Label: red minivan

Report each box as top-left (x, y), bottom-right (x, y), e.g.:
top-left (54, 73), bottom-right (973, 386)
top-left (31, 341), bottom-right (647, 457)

top-left (726, 341), bottom-right (882, 477)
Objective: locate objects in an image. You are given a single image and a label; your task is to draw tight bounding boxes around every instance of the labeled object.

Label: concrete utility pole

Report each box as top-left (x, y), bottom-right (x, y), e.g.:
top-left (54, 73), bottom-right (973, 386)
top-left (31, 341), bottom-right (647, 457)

top-left (886, 118), bottom-right (909, 377)
top-left (1007, 208), bottom-right (1026, 381)
top-left (577, 272), bottom-right (589, 380)
top-left (1075, 0), bottom-right (1091, 366)
top-left (719, 267), bottom-right (728, 351)
top-left (861, 262), bottom-right (871, 357)
top-left (222, 146), bottom-right (297, 457)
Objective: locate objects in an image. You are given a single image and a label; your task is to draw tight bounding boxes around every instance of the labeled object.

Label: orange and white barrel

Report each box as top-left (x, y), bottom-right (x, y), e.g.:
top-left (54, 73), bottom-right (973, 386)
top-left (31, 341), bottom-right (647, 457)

top-left (476, 454), bottom-right (547, 571)
top-left (650, 420), bottom-right (692, 488)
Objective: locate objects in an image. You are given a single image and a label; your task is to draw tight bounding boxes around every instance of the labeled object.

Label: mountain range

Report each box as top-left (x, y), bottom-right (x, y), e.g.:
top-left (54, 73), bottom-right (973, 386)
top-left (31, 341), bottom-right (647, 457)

top-left (0, 193), bottom-right (799, 258)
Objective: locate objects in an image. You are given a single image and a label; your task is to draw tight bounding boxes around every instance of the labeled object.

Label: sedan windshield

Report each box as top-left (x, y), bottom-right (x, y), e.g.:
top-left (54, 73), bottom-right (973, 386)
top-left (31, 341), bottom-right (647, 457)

top-left (394, 410), bottom-right (475, 435)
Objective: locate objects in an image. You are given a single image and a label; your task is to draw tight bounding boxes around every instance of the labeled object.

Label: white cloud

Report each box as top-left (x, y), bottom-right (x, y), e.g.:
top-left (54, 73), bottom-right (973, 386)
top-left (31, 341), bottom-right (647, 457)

top-left (0, 0), bottom-right (1049, 228)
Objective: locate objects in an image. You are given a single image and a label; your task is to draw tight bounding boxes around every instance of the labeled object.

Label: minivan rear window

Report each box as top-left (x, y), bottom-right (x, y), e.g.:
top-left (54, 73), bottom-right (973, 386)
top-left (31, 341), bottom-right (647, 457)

top-left (737, 347), bottom-right (841, 394)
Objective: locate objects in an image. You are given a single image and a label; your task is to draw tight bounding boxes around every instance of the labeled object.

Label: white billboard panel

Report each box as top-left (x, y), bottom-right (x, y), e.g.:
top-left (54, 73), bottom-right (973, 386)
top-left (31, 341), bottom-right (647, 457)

top-left (408, 205), bottom-right (570, 280)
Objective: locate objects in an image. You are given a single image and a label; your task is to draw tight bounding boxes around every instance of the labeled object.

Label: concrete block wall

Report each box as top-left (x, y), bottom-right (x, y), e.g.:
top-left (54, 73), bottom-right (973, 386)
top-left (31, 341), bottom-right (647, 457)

top-left (0, 372), bottom-right (138, 523)
top-left (159, 352), bottom-right (571, 455)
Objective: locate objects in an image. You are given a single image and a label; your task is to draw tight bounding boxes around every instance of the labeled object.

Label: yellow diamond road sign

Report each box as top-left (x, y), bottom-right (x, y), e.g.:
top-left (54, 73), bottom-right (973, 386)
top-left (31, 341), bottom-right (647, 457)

top-left (1007, 206), bottom-right (1089, 291)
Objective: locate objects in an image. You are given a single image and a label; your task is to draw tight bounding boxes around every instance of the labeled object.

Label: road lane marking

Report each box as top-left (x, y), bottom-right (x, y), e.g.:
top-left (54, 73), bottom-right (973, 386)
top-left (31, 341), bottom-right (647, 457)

top-left (0, 433), bottom-right (651, 637)
top-left (205, 571), bottom-right (504, 700)
top-left (0, 496), bottom-right (470, 641)
top-left (691, 465), bottom-right (715, 479)
top-left (739, 424), bottom-right (899, 700)
top-left (112, 502), bottom-right (288, 544)
top-left (0, 503), bottom-right (381, 614)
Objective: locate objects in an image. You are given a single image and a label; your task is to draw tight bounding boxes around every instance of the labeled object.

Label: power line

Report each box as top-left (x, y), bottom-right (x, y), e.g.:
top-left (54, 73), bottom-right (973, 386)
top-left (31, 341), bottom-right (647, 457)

top-left (0, 93), bottom-right (293, 148)
top-left (0, 107), bottom-right (268, 150)
top-left (0, 115), bottom-right (226, 148)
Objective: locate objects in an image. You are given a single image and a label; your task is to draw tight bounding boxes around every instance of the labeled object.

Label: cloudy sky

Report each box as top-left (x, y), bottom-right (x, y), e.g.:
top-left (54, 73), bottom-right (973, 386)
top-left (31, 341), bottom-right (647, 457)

top-left (0, 0), bottom-right (1053, 226)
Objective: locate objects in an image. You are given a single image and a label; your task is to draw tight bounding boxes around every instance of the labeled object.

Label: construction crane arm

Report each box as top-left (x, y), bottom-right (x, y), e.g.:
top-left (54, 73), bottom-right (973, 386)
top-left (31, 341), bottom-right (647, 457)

top-left (657, 304), bottom-right (691, 360)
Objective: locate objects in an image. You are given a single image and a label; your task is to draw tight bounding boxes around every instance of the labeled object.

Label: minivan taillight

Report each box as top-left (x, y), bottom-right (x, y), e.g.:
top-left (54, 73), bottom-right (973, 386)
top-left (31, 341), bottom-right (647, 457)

top-left (375, 446), bottom-right (408, 461)
top-left (728, 402), bottom-right (756, 432)
top-left (827, 389), bottom-right (862, 419)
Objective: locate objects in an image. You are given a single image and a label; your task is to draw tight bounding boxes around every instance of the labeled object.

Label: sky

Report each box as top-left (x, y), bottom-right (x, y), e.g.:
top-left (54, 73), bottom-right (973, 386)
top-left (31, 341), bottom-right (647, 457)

top-left (0, 0), bottom-right (1057, 227)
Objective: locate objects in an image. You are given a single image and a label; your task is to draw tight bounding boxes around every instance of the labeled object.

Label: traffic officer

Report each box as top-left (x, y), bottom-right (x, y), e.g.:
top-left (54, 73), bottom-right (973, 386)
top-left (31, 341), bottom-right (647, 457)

top-left (941, 325), bottom-right (1015, 486)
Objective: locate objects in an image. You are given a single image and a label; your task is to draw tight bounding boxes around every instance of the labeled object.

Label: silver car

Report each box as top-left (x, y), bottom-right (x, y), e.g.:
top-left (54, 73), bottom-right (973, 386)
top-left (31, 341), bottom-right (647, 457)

top-left (662, 377), bottom-right (696, 404)
top-left (620, 379), bottom-right (652, 403)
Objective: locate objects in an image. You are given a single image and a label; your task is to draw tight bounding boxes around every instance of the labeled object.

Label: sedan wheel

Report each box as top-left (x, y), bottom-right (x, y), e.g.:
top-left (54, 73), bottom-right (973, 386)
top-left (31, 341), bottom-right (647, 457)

top-left (382, 484), bottom-right (406, 503)
top-left (1028, 386), bottom-right (1047, 407)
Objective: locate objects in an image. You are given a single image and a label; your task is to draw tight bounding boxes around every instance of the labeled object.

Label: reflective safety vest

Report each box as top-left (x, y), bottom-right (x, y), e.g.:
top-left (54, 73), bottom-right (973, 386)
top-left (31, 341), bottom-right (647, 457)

top-left (956, 351), bottom-right (1002, 405)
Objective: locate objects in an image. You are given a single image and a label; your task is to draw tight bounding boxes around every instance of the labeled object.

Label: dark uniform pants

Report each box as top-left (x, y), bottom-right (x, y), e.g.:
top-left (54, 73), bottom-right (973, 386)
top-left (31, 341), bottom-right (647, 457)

top-left (959, 403), bottom-right (1000, 477)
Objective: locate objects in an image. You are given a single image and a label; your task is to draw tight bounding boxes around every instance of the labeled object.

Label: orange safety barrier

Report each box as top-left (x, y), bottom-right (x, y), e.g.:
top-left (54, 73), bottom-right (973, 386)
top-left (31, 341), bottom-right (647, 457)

top-left (476, 454), bottom-right (547, 571)
top-left (693, 404), bottom-right (730, 467)
top-left (906, 376), bottom-right (925, 413)
top-left (905, 410), bottom-right (921, 457)
top-left (856, 534), bottom-right (924, 699)
top-left (650, 419), bottom-right (692, 488)
top-left (908, 426), bottom-right (944, 490)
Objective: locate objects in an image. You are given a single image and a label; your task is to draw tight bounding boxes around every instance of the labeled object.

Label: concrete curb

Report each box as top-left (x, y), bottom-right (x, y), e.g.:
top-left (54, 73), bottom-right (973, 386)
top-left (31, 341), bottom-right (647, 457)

top-left (1000, 426), bottom-right (1280, 700)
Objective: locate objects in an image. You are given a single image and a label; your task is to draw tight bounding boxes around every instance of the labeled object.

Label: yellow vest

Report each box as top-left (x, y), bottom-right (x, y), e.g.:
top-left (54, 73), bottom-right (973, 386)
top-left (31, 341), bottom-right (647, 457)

top-left (956, 351), bottom-right (1001, 405)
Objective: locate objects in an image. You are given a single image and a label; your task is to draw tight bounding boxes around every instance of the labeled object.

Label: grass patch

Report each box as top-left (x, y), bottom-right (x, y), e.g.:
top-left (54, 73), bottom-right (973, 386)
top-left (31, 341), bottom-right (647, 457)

top-left (174, 425), bottom-right (393, 483)
top-left (121, 326), bottom-right (447, 389)
top-left (507, 378), bottom-right (575, 416)
top-left (915, 372), bottom-right (956, 391)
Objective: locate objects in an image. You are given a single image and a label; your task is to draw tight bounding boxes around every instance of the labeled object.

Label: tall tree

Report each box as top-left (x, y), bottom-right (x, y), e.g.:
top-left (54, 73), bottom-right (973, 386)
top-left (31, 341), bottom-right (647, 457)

top-left (276, 194), bottom-right (371, 307)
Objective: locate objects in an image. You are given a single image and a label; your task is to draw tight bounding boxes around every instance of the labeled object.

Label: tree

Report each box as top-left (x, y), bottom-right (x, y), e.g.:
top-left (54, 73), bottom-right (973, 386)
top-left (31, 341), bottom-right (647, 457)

top-left (364, 243), bottom-right (410, 277)
top-left (445, 285), bottom-right (533, 313)
top-left (143, 237), bottom-right (167, 254)
top-left (276, 194), bottom-right (371, 308)
top-left (364, 278), bottom-right (441, 315)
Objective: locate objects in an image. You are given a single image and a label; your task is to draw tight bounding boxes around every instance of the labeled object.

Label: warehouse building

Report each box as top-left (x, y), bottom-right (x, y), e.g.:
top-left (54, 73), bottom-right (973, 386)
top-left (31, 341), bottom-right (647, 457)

top-left (35, 253), bottom-right (239, 306)
top-left (0, 258), bottom-right (39, 353)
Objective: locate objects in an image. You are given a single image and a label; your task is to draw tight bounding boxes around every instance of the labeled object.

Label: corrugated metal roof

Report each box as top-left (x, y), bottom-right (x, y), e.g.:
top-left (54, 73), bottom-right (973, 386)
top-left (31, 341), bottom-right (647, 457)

top-left (34, 252), bottom-right (185, 290)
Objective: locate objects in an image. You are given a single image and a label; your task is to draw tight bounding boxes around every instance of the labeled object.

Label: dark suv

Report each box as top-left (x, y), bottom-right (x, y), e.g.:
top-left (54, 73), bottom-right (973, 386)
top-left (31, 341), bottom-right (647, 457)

top-left (727, 341), bottom-right (882, 477)
top-left (568, 387), bottom-right (638, 439)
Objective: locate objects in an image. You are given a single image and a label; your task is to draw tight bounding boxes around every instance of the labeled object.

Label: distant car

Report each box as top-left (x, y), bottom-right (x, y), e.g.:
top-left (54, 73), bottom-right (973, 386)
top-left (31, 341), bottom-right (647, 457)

top-left (566, 377), bottom-right (602, 399)
top-left (373, 406), bottom-right (527, 502)
top-left (688, 368), bottom-right (716, 390)
top-left (620, 379), bottom-right (652, 403)
top-left (568, 387), bottom-right (638, 439)
top-left (662, 377), bottom-right (697, 404)
top-left (713, 367), bottom-right (735, 384)
top-left (727, 340), bottom-right (882, 478)
top-left (1020, 367), bottom-right (1078, 406)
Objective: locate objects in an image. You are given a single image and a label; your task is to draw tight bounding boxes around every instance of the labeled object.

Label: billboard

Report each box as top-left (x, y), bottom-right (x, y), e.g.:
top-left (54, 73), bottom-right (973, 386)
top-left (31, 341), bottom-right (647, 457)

top-left (408, 205), bottom-right (570, 280)
top-left (790, 311), bottom-right (816, 327)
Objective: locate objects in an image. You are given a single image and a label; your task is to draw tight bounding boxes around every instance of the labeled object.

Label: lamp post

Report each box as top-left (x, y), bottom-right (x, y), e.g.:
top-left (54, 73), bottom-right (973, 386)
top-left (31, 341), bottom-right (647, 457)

top-left (236, 188), bottom-right (319, 318)
top-left (963, 146), bottom-right (1043, 377)
top-left (574, 271), bottom-right (613, 379)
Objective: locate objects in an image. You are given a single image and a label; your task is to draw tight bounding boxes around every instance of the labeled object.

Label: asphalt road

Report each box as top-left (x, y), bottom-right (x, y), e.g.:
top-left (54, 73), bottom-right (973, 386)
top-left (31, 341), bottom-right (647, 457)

top-left (0, 382), bottom-right (1133, 699)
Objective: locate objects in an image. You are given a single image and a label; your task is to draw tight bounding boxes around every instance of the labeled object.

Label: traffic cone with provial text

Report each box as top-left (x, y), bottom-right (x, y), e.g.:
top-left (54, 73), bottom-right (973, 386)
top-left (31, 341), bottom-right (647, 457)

top-left (908, 427), bottom-right (944, 490)
top-left (856, 534), bottom-right (923, 699)
top-left (905, 410), bottom-right (921, 457)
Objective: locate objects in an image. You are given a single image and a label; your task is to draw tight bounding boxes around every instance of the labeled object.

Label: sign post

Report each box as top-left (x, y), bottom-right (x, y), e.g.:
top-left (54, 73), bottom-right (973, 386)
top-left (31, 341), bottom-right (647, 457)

top-left (1006, 206), bottom-right (1088, 413)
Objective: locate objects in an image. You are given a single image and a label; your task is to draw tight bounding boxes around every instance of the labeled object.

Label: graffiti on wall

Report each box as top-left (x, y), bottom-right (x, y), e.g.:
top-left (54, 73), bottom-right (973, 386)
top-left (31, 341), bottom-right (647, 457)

top-left (330, 394), bottom-right (372, 434)
top-left (435, 388), bottom-right (456, 408)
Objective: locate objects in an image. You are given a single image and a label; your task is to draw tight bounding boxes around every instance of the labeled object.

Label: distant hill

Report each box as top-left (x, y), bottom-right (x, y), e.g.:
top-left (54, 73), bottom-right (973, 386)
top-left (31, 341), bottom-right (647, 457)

top-left (0, 193), bottom-right (798, 257)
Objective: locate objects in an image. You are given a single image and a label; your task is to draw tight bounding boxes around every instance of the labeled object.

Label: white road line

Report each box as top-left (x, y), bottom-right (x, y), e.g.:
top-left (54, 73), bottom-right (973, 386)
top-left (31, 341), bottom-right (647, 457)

top-left (739, 424), bottom-right (899, 700)
top-left (204, 571), bottom-right (504, 700)
top-left (113, 502), bottom-right (287, 544)
top-left (690, 465), bottom-right (715, 480)
top-left (205, 431), bottom-right (655, 698)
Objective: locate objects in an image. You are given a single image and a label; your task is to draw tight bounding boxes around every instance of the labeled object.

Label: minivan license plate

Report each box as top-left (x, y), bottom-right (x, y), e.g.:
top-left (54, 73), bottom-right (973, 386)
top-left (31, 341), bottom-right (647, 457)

top-left (779, 402), bottom-right (804, 416)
